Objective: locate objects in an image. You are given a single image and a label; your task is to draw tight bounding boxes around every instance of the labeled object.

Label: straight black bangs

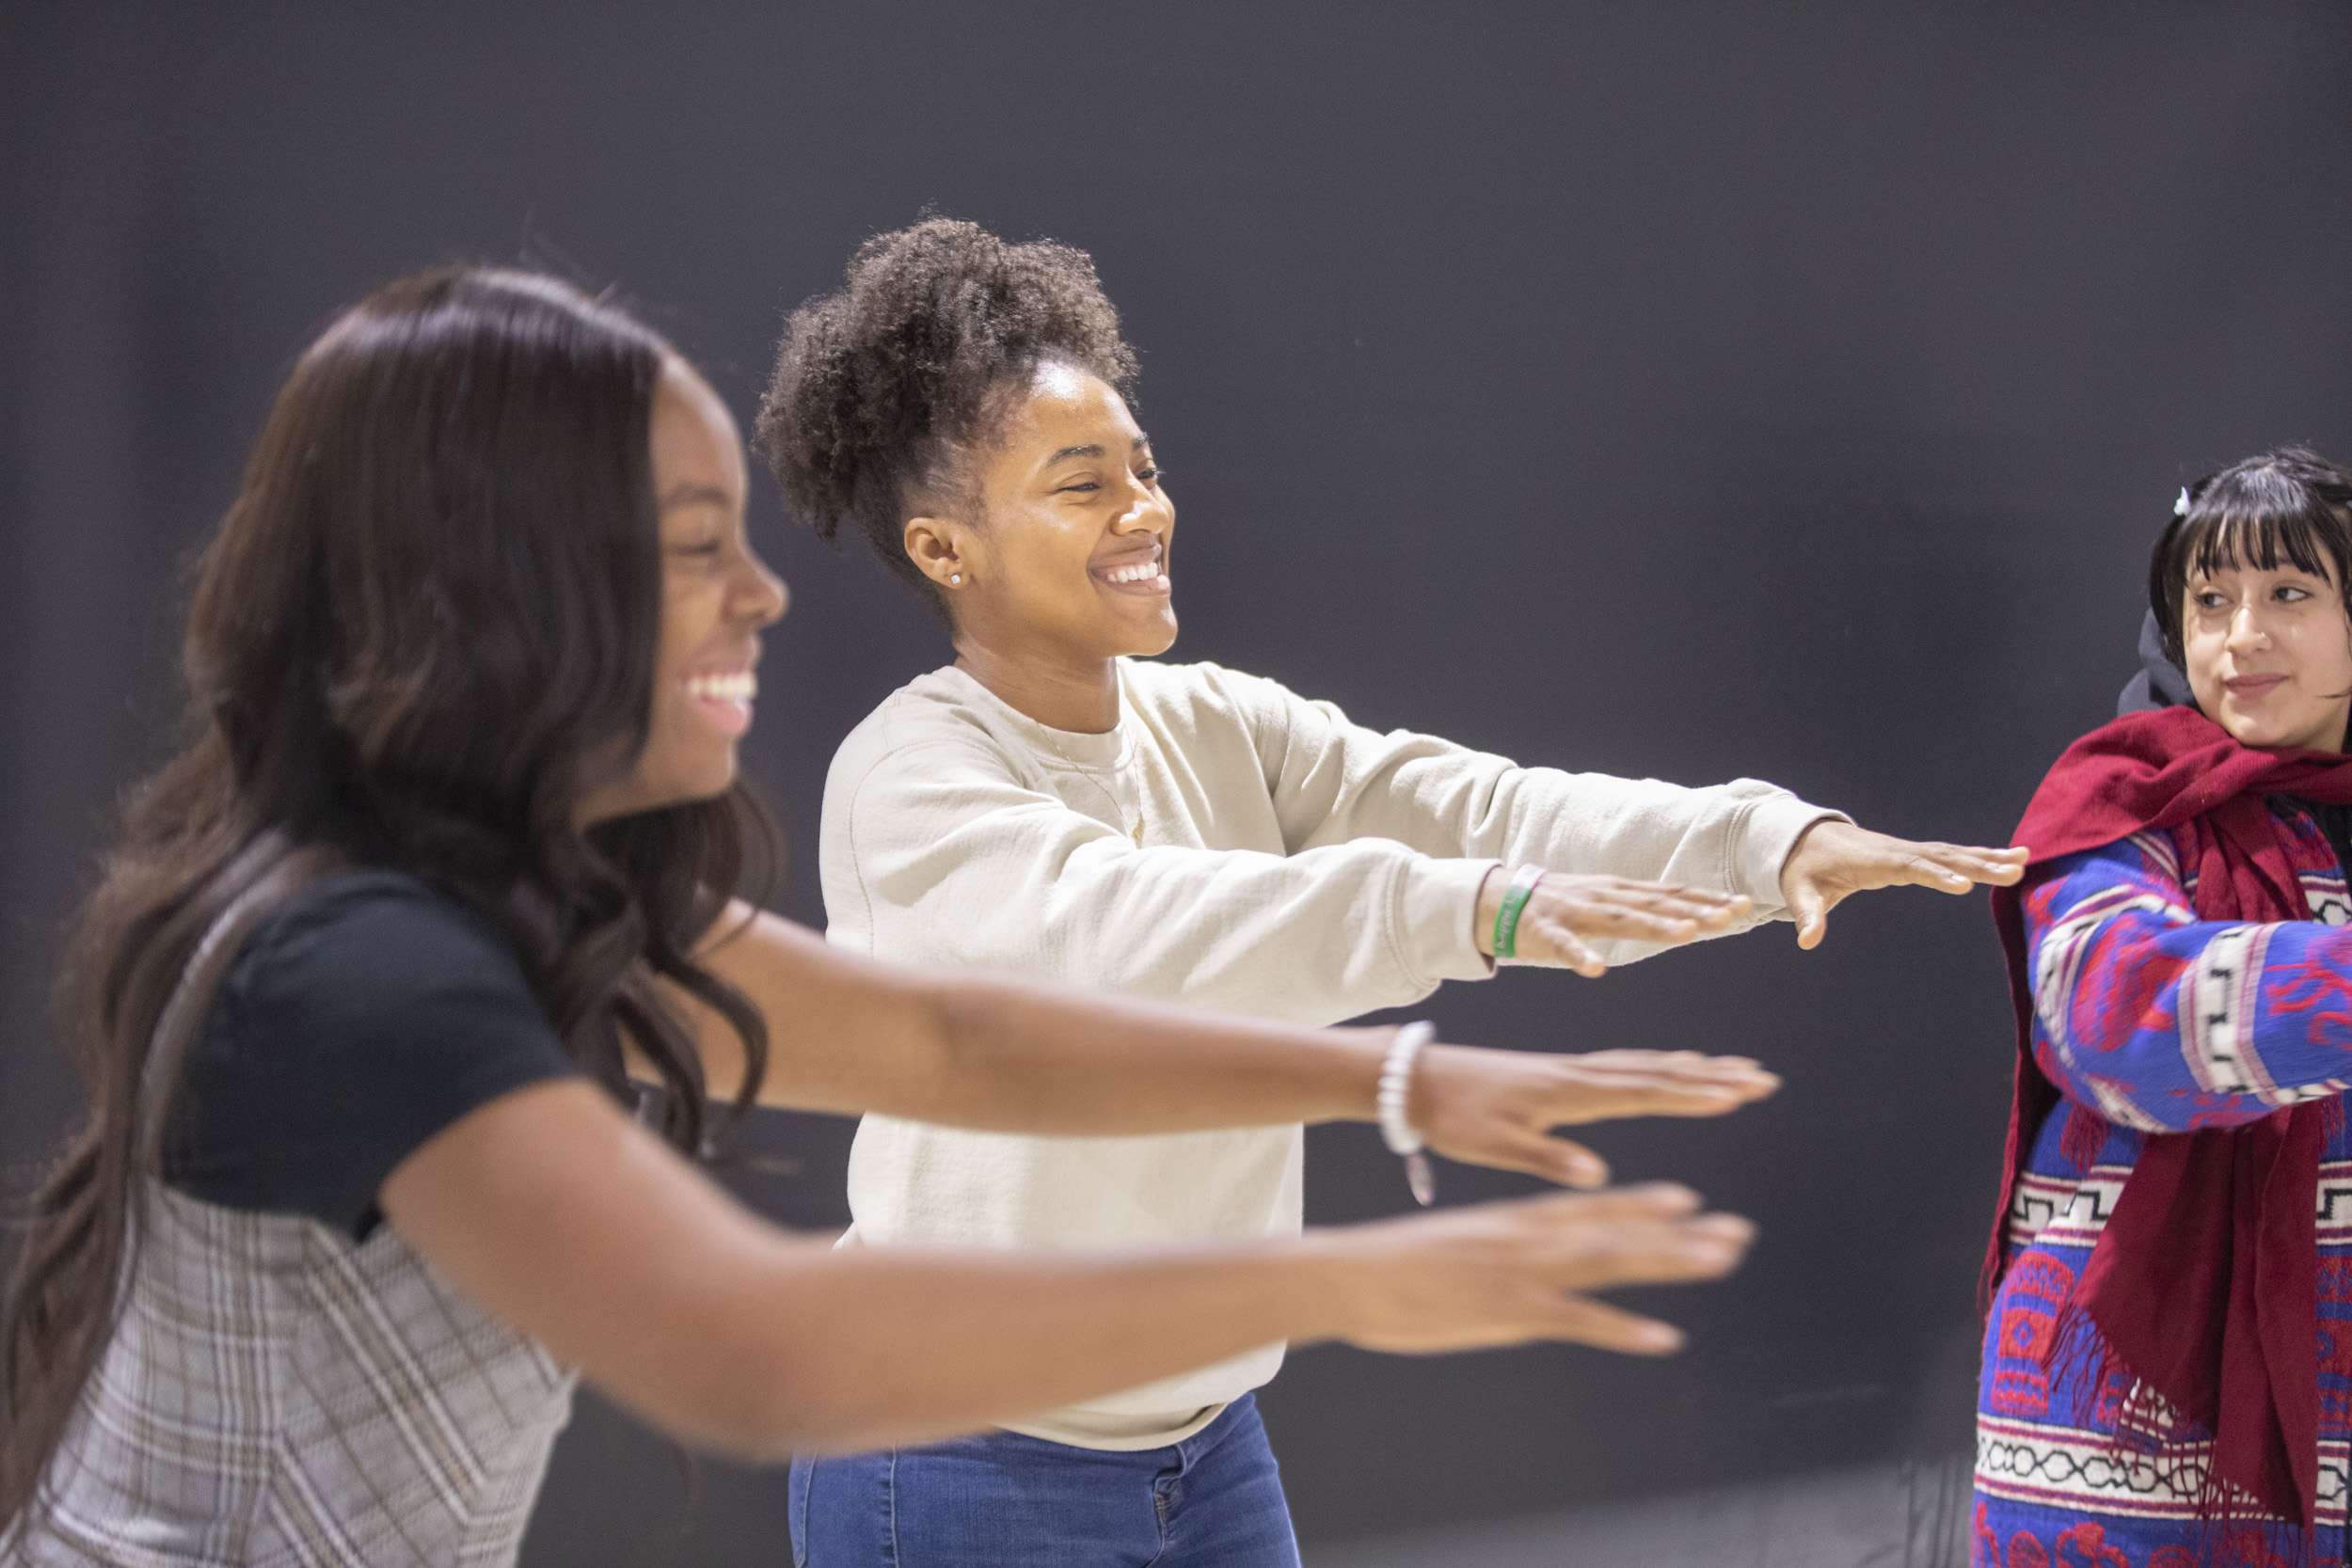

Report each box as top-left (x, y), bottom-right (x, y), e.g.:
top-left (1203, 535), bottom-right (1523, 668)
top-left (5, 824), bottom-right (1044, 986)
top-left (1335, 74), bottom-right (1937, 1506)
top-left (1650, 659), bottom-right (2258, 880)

top-left (2181, 504), bottom-right (2337, 586)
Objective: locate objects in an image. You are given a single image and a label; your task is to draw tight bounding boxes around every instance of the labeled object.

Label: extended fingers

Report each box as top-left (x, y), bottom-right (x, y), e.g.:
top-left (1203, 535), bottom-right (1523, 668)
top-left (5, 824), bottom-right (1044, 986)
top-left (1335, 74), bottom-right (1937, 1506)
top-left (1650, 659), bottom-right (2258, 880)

top-left (1483, 1134), bottom-right (1611, 1189)
top-left (1540, 1060), bottom-right (1780, 1124)
top-left (1932, 843), bottom-right (2029, 887)
top-left (1879, 838), bottom-right (2031, 894)
top-left (1517, 898), bottom-right (1700, 972)
top-left (1537, 1181), bottom-right (1701, 1220)
top-left (1539, 1209), bottom-right (1755, 1293)
top-left (1536, 1298), bottom-right (1690, 1354)
top-left (1521, 914), bottom-right (1608, 977)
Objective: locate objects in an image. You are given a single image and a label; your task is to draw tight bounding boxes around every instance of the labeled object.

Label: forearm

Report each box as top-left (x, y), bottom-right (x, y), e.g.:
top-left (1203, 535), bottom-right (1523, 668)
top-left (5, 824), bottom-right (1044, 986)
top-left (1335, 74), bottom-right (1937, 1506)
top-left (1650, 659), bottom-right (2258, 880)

top-left (832, 745), bottom-right (1484, 1025)
top-left (908, 971), bottom-right (1388, 1132)
top-left (2024, 843), bottom-right (2352, 1129)
top-left (391, 1081), bottom-right (1358, 1461)
top-left (1267, 681), bottom-right (1831, 921)
top-left (1290, 741), bottom-right (1827, 968)
top-left (2037, 913), bottom-right (2352, 1131)
top-left (693, 1239), bottom-right (1349, 1458)
top-left (695, 906), bottom-right (1390, 1132)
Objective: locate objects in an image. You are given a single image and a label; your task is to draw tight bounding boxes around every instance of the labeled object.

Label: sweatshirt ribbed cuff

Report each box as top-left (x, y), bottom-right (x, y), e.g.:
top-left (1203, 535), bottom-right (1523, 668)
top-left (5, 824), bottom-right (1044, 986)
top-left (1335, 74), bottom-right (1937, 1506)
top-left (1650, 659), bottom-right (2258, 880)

top-left (1737, 795), bottom-right (1850, 916)
top-left (1397, 857), bottom-right (1503, 986)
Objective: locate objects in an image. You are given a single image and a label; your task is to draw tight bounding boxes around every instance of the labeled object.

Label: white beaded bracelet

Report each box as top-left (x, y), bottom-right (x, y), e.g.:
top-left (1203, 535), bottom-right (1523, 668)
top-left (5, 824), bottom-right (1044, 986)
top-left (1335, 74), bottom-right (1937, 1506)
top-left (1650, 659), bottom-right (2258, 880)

top-left (1377, 1021), bottom-right (1438, 1207)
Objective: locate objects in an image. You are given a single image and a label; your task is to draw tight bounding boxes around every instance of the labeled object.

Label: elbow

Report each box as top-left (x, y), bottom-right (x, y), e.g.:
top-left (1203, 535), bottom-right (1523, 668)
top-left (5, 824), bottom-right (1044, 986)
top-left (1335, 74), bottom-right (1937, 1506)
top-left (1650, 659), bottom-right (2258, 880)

top-left (644, 1348), bottom-right (865, 1464)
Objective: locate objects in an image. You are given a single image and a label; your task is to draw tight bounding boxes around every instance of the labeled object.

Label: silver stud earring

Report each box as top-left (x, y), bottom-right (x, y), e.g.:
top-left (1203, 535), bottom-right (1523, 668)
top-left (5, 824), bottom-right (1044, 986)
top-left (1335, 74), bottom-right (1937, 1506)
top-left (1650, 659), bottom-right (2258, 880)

top-left (949, 574), bottom-right (962, 585)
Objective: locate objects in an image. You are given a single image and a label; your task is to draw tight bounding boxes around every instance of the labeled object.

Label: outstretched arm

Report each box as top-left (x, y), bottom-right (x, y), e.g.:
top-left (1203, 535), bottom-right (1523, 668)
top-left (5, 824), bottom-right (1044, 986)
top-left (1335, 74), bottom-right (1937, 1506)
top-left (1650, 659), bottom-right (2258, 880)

top-left (683, 906), bottom-right (1777, 1189)
top-left (382, 1079), bottom-right (1753, 1459)
top-left (1226, 664), bottom-right (2023, 970)
top-left (2021, 833), bottom-right (2352, 1132)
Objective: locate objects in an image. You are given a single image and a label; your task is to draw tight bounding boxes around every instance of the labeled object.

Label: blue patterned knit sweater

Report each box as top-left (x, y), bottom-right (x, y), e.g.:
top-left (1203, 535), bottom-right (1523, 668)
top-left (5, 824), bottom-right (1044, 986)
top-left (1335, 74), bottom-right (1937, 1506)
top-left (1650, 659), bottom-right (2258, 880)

top-left (1978, 800), bottom-right (2352, 1567)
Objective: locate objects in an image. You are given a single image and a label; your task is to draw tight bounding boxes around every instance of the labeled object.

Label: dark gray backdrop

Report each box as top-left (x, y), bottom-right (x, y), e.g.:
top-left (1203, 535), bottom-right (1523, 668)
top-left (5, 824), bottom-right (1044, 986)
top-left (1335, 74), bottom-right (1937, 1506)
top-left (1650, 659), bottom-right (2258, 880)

top-left (7, 2), bottom-right (2351, 1560)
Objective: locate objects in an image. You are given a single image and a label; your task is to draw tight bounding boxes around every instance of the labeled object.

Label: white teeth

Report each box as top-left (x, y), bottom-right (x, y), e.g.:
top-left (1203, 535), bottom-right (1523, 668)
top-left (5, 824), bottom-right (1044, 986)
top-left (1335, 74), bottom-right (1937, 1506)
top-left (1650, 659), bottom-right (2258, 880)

top-left (685, 672), bottom-right (757, 702)
top-left (1105, 562), bottom-right (1163, 584)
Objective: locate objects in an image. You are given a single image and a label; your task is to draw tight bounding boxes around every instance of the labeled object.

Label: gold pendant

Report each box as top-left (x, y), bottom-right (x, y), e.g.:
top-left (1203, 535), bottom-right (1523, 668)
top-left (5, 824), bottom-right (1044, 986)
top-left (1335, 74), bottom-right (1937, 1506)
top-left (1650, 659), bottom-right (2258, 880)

top-left (1132, 816), bottom-right (1145, 846)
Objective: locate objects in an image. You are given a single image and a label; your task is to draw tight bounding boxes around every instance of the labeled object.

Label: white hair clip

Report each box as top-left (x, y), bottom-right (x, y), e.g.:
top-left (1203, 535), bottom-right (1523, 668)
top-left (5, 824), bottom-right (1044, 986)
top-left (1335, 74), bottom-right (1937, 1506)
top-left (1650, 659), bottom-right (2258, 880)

top-left (2175, 487), bottom-right (2192, 516)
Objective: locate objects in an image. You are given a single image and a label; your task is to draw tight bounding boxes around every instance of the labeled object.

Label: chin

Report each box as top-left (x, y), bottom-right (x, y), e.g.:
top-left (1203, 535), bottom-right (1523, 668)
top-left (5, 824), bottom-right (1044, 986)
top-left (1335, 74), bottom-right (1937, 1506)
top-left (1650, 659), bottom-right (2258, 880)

top-left (1130, 611), bottom-right (1179, 657)
top-left (653, 757), bottom-right (742, 811)
top-left (2221, 714), bottom-right (2334, 752)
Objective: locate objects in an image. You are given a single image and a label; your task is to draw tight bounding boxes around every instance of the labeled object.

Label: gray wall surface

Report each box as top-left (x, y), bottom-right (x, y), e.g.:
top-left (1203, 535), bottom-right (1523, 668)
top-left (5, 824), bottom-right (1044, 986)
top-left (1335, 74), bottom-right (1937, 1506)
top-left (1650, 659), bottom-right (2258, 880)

top-left (6, 3), bottom-right (2350, 1560)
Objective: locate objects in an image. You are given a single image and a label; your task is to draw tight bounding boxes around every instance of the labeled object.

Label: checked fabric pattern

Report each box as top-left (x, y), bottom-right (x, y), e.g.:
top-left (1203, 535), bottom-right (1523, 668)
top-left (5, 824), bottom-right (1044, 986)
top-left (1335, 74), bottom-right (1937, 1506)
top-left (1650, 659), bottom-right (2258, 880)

top-left (5, 1184), bottom-right (575, 1567)
top-left (1977, 802), bottom-right (2352, 1567)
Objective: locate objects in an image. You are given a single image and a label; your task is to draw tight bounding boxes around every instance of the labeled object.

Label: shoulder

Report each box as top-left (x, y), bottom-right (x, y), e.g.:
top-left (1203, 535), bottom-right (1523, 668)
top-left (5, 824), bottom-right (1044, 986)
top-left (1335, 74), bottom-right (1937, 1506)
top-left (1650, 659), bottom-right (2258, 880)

top-left (213, 870), bottom-right (551, 1058)
top-left (1120, 657), bottom-right (1303, 731)
top-left (830, 668), bottom-right (1025, 776)
top-left (821, 676), bottom-right (1050, 857)
top-left (174, 870), bottom-right (577, 1238)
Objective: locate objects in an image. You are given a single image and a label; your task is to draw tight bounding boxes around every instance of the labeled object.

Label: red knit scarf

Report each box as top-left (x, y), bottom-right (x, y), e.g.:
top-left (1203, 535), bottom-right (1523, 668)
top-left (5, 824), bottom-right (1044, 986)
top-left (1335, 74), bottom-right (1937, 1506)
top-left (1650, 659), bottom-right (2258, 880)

top-left (1986, 705), bottom-right (2352, 1528)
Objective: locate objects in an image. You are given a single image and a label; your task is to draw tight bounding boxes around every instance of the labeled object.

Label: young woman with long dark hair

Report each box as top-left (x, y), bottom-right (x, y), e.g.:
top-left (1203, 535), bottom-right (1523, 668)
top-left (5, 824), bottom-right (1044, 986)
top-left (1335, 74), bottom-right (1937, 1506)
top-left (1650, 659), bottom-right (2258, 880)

top-left (1979, 449), bottom-right (2352, 1567)
top-left (0, 267), bottom-right (1775, 1566)
top-left (758, 218), bottom-right (2029, 1566)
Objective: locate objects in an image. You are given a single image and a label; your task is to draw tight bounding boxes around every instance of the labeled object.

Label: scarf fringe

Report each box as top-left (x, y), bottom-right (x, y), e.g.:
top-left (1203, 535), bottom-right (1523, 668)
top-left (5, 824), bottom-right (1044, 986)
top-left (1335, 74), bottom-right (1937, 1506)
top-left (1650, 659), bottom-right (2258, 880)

top-left (2040, 1299), bottom-right (2318, 1568)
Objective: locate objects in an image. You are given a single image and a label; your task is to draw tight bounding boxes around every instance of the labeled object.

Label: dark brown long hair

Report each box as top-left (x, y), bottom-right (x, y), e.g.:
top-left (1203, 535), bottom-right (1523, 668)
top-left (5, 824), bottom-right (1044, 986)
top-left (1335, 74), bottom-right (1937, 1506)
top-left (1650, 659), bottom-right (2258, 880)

top-left (0, 267), bottom-right (771, 1527)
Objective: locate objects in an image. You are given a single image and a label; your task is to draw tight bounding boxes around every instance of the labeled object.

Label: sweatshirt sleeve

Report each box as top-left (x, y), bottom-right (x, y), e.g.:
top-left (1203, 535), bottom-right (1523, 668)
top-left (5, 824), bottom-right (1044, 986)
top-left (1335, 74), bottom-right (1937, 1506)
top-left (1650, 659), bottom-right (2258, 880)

top-left (825, 734), bottom-right (1497, 1027)
top-left (1221, 667), bottom-right (1844, 967)
top-left (2023, 833), bottom-right (2352, 1132)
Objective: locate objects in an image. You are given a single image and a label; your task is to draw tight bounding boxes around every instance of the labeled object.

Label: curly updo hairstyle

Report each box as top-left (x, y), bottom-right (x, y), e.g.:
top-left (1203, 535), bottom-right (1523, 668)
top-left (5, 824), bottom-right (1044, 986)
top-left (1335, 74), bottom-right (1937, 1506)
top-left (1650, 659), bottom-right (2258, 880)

top-left (755, 218), bottom-right (1138, 620)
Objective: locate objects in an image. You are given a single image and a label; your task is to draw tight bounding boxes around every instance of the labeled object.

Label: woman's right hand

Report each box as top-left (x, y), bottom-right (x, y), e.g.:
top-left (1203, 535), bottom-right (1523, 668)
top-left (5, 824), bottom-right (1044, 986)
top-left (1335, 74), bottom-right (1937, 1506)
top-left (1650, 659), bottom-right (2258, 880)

top-left (1318, 1183), bottom-right (1753, 1355)
top-left (1474, 871), bottom-right (1751, 976)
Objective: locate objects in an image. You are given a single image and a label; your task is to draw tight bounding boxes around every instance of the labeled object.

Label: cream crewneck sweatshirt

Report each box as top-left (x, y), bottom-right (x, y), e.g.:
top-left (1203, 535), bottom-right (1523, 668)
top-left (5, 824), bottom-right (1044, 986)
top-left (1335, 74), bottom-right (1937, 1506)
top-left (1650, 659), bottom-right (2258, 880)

top-left (820, 657), bottom-right (1839, 1449)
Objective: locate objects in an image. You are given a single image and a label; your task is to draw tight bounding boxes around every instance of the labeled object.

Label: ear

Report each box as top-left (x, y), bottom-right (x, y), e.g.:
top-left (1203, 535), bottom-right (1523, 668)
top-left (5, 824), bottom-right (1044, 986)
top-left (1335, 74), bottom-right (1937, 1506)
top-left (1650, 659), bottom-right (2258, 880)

top-left (903, 515), bottom-right (969, 590)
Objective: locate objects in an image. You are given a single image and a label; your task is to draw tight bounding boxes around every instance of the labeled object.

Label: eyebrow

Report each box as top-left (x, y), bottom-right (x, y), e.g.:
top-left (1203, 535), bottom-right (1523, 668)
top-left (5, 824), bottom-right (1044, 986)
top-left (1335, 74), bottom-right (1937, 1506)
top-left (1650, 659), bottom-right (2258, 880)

top-left (1044, 434), bottom-right (1152, 466)
top-left (659, 483), bottom-right (734, 512)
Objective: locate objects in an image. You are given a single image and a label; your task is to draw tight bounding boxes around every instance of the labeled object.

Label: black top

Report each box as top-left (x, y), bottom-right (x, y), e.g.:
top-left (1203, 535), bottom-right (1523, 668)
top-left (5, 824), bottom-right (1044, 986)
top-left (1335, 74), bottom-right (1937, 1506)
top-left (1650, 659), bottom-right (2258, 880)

top-left (162, 870), bottom-right (584, 1241)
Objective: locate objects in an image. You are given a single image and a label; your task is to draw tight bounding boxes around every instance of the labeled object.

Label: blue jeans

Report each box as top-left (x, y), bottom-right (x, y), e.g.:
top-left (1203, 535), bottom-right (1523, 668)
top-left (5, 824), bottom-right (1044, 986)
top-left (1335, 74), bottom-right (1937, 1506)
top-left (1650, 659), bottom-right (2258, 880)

top-left (788, 1394), bottom-right (1300, 1567)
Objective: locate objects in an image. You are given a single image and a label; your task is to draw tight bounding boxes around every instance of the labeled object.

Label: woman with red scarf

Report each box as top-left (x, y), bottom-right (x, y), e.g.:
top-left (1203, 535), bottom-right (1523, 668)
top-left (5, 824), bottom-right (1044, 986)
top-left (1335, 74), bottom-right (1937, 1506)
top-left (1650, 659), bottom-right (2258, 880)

top-left (1980, 448), bottom-right (2352, 1567)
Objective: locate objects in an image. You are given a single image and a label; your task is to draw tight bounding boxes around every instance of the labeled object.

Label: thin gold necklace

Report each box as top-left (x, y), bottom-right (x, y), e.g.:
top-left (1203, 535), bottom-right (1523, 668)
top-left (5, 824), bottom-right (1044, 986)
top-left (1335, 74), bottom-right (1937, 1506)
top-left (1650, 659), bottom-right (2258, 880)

top-left (1042, 728), bottom-right (1144, 846)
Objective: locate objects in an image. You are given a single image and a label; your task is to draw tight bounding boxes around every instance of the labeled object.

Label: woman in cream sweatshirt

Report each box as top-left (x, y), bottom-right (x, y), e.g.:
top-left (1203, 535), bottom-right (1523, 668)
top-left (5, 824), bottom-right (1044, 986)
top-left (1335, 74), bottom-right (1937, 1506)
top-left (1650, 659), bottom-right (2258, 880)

top-left (755, 219), bottom-right (2027, 1567)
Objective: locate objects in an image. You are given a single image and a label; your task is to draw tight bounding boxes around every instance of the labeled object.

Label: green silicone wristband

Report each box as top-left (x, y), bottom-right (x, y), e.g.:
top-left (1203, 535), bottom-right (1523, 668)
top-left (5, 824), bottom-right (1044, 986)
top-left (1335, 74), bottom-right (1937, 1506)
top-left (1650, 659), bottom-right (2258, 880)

top-left (1492, 863), bottom-right (1548, 960)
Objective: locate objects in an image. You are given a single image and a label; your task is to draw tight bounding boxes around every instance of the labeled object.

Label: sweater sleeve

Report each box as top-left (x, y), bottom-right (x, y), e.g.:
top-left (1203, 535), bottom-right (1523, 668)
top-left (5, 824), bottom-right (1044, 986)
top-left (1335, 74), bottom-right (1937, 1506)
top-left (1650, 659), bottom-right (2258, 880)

top-left (2023, 832), bottom-right (2352, 1132)
top-left (826, 733), bottom-right (1502, 1026)
top-left (1220, 667), bottom-right (1844, 967)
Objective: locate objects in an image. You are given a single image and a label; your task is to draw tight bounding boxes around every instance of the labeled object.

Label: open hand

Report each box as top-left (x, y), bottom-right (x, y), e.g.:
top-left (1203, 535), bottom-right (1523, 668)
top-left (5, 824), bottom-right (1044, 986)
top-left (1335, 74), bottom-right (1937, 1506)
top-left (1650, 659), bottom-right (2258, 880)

top-left (1411, 1043), bottom-right (1779, 1188)
top-left (1475, 871), bottom-right (1751, 977)
top-left (1778, 819), bottom-right (2028, 950)
top-left (1330, 1183), bottom-right (1756, 1355)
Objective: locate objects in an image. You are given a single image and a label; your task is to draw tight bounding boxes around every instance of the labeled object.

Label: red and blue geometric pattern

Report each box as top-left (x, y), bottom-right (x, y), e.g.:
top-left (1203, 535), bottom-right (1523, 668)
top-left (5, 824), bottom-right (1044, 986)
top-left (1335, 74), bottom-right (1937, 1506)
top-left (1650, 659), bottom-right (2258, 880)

top-left (1979, 803), bottom-right (2352, 1566)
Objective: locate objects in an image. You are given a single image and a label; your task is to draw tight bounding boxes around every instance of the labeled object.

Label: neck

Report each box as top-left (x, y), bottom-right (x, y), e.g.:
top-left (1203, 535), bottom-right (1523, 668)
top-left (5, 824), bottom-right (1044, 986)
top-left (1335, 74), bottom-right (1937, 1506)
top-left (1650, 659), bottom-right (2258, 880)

top-left (954, 637), bottom-right (1122, 733)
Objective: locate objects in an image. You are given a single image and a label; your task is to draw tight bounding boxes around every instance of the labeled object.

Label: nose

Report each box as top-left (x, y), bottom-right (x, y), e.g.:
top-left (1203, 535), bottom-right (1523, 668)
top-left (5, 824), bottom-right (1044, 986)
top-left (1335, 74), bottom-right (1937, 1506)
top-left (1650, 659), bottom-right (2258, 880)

top-left (2227, 599), bottom-right (2272, 653)
top-left (736, 550), bottom-right (788, 627)
top-left (1112, 474), bottom-right (1167, 534)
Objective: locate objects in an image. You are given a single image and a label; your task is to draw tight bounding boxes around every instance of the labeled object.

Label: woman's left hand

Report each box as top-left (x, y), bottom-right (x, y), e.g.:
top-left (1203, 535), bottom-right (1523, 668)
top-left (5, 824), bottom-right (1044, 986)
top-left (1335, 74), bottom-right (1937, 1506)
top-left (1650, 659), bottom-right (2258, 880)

top-left (1777, 819), bottom-right (2029, 950)
top-left (1412, 1046), bottom-right (1780, 1188)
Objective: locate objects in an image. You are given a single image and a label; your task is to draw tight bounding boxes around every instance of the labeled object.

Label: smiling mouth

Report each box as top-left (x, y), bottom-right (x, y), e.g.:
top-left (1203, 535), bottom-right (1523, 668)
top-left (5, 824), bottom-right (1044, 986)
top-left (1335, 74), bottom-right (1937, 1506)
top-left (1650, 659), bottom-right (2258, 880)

top-left (683, 670), bottom-right (757, 736)
top-left (1091, 544), bottom-right (1170, 595)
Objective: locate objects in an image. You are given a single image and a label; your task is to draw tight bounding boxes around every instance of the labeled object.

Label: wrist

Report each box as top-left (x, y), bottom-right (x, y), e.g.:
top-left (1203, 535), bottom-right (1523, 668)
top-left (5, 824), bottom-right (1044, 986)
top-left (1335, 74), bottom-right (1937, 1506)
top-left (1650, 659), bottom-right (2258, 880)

top-left (1279, 1227), bottom-right (1391, 1346)
top-left (1472, 863), bottom-right (1503, 956)
top-left (1317, 1026), bottom-right (1391, 1125)
top-left (1770, 810), bottom-right (1851, 906)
